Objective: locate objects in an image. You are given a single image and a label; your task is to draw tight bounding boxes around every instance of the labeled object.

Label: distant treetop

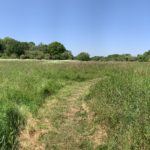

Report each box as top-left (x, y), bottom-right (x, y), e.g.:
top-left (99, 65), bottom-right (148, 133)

top-left (0, 37), bottom-right (149, 62)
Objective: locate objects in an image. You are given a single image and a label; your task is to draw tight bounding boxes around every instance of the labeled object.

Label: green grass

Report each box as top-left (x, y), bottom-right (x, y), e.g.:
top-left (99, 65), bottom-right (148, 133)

top-left (0, 60), bottom-right (149, 149)
top-left (86, 62), bottom-right (150, 149)
top-left (0, 60), bottom-right (104, 149)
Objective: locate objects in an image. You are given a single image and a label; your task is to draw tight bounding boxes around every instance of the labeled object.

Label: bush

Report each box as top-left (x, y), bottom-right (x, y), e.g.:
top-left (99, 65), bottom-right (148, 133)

top-left (91, 56), bottom-right (104, 61)
top-left (10, 54), bottom-right (18, 59)
top-left (60, 51), bottom-right (73, 60)
top-left (44, 54), bottom-right (51, 60)
top-left (48, 42), bottom-right (66, 56)
top-left (76, 52), bottom-right (90, 61)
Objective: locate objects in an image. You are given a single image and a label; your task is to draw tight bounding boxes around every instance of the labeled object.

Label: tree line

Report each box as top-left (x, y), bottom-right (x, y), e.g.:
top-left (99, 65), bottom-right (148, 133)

top-left (0, 37), bottom-right (73, 60)
top-left (0, 37), bottom-right (149, 61)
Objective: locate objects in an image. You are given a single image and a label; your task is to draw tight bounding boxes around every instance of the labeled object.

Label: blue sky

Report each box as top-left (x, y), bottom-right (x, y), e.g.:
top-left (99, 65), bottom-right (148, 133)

top-left (0, 0), bottom-right (150, 56)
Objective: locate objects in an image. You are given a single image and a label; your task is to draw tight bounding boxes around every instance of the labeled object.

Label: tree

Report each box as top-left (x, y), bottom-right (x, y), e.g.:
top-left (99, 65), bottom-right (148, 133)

top-left (76, 52), bottom-right (90, 61)
top-left (36, 43), bottom-right (48, 52)
top-left (0, 39), bottom-right (5, 53)
top-left (137, 50), bottom-right (150, 62)
top-left (143, 50), bottom-right (150, 61)
top-left (106, 54), bottom-right (121, 61)
top-left (91, 56), bottom-right (104, 61)
top-left (47, 42), bottom-right (66, 56)
top-left (60, 50), bottom-right (73, 60)
top-left (2, 37), bottom-right (25, 56)
top-left (105, 54), bottom-right (133, 61)
top-left (24, 50), bottom-right (44, 59)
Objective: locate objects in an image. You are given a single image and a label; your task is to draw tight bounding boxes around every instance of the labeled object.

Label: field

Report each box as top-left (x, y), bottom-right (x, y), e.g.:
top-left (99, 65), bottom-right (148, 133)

top-left (0, 60), bottom-right (149, 150)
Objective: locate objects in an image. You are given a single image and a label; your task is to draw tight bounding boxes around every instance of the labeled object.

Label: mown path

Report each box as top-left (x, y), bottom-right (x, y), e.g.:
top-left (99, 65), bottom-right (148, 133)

top-left (19, 79), bottom-right (107, 150)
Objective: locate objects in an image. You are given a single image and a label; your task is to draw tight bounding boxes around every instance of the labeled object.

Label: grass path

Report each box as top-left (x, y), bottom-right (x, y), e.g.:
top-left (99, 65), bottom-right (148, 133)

top-left (19, 79), bottom-right (107, 150)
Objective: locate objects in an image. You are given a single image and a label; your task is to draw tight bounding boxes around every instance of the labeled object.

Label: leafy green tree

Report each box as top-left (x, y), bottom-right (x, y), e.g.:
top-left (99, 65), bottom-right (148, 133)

top-left (36, 43), bottom-right (48, 52)
top-left (105, 54), bottom-right (133, 61)
top-left (106, 54), bottom-right (121, 61)
top-left (76, 52), bottom-right (90, 61)
top-left (91, 56), bottom-right (104, 61)
top-left (25, 50), bottom-right (44, 59)
top-left (122, 54), bottom-right (132, 61)
top-left (137, 50), bottom-right (150, 62)
top-left (47, 42), bottom-right (66, 56)
top-left (19, 42), bottom-right (30, 51)
top-left (143, 50), bottom-right (150, 61)
top-left (44, 54), bottom-right (51, 60)
top-left (0, 39), bottom-right (5, 53)
top-left (60, 50), bottom-right (73, 60)
top-left (27, 42), bottom-right (36, 51)
top-left (2, 37), bottom-right (25, 56)
top-left (0, 37), bottom-right (75, 60)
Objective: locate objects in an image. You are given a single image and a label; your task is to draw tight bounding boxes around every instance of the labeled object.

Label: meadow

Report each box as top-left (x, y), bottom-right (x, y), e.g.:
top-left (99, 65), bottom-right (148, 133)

top-left (0, 60), bottom-right (149, 150)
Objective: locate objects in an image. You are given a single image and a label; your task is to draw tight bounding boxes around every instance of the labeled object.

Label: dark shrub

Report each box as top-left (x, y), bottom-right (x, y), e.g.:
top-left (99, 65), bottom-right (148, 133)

top-left (76, 52), bottom-right (90, 61)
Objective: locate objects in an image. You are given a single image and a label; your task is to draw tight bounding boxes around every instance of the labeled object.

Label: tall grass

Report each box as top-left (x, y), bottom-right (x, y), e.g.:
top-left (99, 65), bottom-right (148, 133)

top-left (86, 63), bottom-right (150, 149)
top-left (0, 107), bottom-right (26, 149)
top-left (0, 60), bottom-right (149, 149)
top-left (0, 60), bottom-right (104, 149)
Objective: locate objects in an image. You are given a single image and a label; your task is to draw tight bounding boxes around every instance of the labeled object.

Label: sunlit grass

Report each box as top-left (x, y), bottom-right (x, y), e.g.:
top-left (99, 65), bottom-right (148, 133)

top-left (0, 60), bottom-right (104, 149)
top-left (0, 60), bottom-right (149, 149)
top-left (86, 62), bottom-right (150, 149)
